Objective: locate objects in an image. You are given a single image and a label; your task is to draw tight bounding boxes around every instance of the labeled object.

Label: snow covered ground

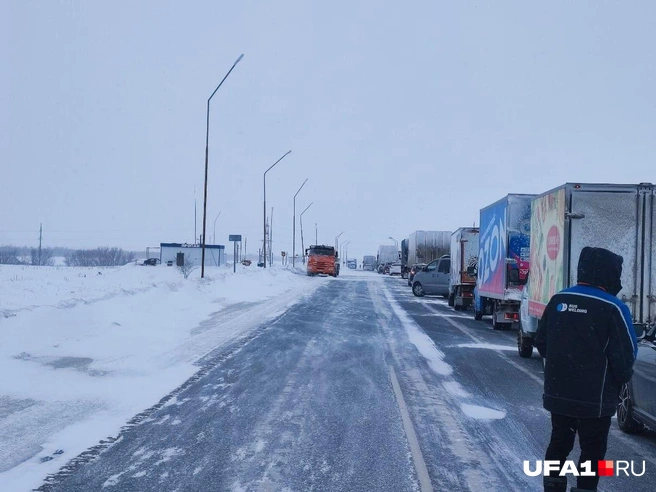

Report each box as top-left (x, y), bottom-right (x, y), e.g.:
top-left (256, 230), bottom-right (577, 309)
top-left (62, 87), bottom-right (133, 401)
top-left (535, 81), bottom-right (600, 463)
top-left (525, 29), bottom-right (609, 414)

top-left (0, 262), bottom-right (321, 491)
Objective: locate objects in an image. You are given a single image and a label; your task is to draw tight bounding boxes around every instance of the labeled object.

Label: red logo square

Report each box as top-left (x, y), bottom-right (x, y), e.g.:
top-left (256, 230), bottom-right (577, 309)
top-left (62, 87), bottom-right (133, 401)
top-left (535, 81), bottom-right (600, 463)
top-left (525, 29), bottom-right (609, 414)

top-left (598, 460), bottom-right (614, 476)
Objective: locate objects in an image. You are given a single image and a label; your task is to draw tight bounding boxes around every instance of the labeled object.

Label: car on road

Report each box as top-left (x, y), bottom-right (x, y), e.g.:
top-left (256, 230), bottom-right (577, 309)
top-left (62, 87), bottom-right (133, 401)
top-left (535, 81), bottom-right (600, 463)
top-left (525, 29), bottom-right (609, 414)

top-left (407, 263), bottom-right (426, 286)
top-left (142, 258), bottom-right (160, 266)
top-left (389, 262), bottom-right (402, 276)
top-left (411, 255), bottom-right (450, 298)
top-left (617, 324), bottom-right (656, 434)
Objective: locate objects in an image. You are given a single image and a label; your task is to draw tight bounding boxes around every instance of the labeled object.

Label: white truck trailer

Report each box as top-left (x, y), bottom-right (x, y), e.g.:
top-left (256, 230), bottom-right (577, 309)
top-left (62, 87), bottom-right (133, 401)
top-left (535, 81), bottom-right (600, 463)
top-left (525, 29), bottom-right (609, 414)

top-left (407, 231), bottom-right (451, 269)
top-left (527, 182), bottom-right (655, 332)
top-left (449, 227), bottom-right (479, 310)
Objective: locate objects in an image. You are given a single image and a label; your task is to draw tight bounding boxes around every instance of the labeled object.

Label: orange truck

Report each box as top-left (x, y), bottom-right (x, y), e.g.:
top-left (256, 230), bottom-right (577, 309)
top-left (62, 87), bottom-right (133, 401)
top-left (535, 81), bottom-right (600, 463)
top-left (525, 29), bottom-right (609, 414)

top-left (306, 245), bottom-right (339, 276)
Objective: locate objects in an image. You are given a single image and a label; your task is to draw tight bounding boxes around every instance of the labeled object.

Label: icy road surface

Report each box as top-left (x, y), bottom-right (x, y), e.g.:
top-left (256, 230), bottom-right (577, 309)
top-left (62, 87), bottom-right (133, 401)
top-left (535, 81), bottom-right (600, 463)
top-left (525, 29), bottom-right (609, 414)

top-left (39, 271), bottom-right (655, 491)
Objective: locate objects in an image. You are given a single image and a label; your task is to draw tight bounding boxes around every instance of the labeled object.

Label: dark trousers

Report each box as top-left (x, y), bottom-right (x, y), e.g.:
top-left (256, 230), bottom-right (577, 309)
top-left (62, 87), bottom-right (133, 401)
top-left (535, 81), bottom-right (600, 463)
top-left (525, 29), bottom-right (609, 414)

top-left (545, 413), bottom-right (612, 490)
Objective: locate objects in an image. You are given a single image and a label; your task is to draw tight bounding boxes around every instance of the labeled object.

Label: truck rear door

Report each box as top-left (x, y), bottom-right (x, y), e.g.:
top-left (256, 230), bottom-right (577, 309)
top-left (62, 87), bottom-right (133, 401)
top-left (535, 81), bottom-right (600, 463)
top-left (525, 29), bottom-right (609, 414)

top-left (647, 186), bottom-right (655, 327)
top-left (569, 187), bottom-right (641, 321)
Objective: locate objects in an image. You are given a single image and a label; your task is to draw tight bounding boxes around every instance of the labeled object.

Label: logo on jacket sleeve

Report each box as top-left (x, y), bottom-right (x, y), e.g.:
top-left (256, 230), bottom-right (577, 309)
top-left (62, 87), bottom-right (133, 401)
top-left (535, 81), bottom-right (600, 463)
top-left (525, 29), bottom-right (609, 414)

top-left (556, 302), bottom-right (588, 314)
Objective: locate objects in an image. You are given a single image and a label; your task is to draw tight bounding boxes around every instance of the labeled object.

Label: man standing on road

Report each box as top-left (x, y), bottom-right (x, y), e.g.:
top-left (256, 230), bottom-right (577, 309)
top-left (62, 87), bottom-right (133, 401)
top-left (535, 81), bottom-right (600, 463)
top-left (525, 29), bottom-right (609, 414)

top-left (535, 246), bottom-right (637, 492)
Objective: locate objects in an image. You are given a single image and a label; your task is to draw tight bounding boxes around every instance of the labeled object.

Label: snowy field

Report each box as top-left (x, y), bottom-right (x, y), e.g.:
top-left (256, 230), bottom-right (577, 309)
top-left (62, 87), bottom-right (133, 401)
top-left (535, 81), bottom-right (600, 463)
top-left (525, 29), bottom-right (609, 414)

top-left (0, 262), bottom-right (322, 491)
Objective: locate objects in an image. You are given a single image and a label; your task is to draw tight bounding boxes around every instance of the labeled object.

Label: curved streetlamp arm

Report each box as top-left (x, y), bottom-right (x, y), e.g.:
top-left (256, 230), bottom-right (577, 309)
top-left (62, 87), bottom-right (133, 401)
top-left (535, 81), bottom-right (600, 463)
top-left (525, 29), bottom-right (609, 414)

top-left (265, 150), bottom-right (292, 177)
top-left (201, 53), bottom-right (244, 278)
top-left (292, 178), bottom-right (308, 268)
top-left (263, 150), bottom-right (292, 268)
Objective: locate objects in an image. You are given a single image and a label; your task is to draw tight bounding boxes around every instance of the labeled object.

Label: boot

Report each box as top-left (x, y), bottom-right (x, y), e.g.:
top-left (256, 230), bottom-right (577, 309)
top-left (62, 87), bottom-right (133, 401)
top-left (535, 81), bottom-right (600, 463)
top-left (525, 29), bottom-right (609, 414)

top-left (570, 489), bottom-right (596, 492)
top-left (544, 476), bottom-right (567, 492)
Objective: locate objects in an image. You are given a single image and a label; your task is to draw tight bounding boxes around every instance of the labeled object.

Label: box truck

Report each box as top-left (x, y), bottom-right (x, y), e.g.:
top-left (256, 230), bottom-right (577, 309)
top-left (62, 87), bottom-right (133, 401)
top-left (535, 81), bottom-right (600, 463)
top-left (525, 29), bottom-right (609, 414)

top-left (401, 239), bottom-right (410, 278)
top-left (449, 227), bottom-right (479, 310)
top-left (377, 245), bottom-right (399, 272)
top-left (362, 255), bottom-right (377, 271)
top-left (474, 194), bottom-right (534, 329)
top-left (525, 182), bottom-right (655, 336)
top-left (406, 231), bottom-right (451, 270)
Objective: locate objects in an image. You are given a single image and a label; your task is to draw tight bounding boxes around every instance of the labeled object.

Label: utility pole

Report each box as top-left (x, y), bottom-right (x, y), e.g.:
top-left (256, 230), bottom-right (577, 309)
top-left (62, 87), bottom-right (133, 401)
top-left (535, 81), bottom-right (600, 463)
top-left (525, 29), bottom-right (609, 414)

top-left (194, 187), bottom-right (197, 244)
top-left (292, 178), bottom-right (308, 269)
top-left (38, 223), bottom-right (43, 265)
top-left (262, 150), bottom-right (291, 268)
top-left (300, 202), bottom-right (312, 265)
top-left (270, 207), bottom-right (274, 265)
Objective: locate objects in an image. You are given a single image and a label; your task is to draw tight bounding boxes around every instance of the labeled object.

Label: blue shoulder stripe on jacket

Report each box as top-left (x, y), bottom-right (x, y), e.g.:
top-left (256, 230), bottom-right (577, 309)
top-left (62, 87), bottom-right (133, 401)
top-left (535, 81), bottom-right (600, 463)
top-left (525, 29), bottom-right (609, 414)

top-left (562, 285), bottom-right (638, 358)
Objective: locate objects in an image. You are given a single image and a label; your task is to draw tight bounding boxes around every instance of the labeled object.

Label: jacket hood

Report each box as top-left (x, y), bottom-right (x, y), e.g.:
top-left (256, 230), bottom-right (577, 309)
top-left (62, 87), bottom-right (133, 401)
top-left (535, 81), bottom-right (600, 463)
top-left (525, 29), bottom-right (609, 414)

top-left (577, 246), bottom-right (623, 295)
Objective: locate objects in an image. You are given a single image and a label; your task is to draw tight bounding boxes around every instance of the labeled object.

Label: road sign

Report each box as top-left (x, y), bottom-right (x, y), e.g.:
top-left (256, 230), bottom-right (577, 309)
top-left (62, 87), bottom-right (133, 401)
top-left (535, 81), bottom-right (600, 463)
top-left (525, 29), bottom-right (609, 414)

top-left (229, 235), bottom-right (241, 273)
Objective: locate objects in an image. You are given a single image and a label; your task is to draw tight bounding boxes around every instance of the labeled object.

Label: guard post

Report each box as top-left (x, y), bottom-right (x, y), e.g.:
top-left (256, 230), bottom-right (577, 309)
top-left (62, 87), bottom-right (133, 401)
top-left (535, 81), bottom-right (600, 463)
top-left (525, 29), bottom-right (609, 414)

top-left (229, 234), bottom-right (241, 273)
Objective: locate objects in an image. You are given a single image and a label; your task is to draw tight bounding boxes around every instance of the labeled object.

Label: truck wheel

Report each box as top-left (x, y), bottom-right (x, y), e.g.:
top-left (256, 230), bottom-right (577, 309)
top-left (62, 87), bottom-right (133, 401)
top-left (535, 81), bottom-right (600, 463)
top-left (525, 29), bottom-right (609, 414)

top-left (448, 293), bottom-right (455, 307)
top-left (517, 330), bottom-right (533, 358)
top-left (412, 282), bottom-right (425, 297)
top-left (617, 384), bottom-right (644, 433)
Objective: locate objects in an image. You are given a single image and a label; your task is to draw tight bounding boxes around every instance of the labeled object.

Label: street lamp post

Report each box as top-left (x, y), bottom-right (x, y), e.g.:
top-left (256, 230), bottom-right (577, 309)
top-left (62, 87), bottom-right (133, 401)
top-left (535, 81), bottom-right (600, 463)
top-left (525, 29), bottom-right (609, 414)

top-left (300, 202), bottom-right (313, 264)
top-left (335, 231), bottom-right (344, 251)
top-left (263, 151), bottom-right (292, 268)
top-left (292, 178), bottom-right (308, 269)
top-left (339, 239), bottom-right (349, 264)
top-left (201, 53), bottom-right (244, 279)
top-left (345, 241), bottom-right (352, 265)
top-left (213, 211), bottom-right (221, 244)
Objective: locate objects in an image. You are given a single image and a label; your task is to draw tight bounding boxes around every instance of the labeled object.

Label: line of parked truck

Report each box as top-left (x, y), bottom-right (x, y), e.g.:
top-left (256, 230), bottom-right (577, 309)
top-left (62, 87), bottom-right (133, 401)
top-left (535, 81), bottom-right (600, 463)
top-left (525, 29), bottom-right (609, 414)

top-left (373, 182), bottom-right (656, 433)
top-left (387, 183), bottom-right (655, 353)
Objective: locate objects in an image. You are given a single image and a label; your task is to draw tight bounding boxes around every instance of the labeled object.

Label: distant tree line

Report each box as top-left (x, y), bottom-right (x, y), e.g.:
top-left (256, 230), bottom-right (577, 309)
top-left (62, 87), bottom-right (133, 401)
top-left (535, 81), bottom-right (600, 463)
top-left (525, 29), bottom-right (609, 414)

top-left (0, 245), bottom-right (138, 267)
top-left (0, 246), bottom-right (23, 265)
top-left (65, 247), bottom-right (135, 267)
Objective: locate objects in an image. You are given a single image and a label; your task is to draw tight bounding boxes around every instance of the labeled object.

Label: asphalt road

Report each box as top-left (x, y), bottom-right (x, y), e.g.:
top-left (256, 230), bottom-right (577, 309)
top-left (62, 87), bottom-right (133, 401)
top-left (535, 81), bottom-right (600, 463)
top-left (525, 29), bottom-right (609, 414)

top-left (39, 271), bottom-right (656, 492)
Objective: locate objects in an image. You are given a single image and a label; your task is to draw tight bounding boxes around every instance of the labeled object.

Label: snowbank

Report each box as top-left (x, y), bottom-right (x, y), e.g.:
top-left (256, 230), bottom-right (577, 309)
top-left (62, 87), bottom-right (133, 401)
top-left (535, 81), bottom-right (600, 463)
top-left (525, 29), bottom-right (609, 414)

top-left (0, 263), bottom-right (319, 491)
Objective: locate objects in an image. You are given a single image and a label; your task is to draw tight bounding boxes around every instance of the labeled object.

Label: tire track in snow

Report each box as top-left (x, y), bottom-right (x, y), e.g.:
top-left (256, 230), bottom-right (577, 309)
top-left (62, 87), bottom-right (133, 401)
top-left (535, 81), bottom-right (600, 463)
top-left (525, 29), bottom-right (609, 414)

top-left (372, 280), bottom-right (536, 491)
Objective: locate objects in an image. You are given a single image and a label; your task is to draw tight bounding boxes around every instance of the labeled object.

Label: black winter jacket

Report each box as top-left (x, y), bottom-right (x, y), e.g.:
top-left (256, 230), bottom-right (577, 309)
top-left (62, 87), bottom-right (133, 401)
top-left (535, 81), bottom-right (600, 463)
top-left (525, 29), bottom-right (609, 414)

top-left (535, 247), bottom-right (637, 418)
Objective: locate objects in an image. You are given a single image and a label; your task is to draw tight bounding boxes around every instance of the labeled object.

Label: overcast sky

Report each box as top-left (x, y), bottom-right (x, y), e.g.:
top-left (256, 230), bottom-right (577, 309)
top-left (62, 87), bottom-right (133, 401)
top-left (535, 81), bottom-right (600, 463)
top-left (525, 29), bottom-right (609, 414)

top-left (2, 1), bottom-right (653, 260)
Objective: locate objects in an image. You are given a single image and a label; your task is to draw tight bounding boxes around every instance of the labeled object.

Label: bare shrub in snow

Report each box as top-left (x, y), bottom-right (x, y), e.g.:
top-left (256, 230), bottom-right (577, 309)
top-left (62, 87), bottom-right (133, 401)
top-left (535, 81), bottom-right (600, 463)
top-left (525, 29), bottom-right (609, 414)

top-left (0, 247), bottom-right (22, 265)
top-left (178, 257), bottom-right (198, 279)
top-left (30, 248), bottom-right (55, 266)
top-left (65, 247), bottom-right (136, 267)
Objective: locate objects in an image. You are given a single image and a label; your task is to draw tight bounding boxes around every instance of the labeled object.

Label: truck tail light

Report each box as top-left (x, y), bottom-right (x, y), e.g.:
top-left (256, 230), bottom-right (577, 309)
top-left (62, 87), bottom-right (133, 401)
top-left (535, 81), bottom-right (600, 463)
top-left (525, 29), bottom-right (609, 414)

top-left (462, 291), bottom-right (473, 297)
top-left (505, 313), bottom-right (519, 321)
